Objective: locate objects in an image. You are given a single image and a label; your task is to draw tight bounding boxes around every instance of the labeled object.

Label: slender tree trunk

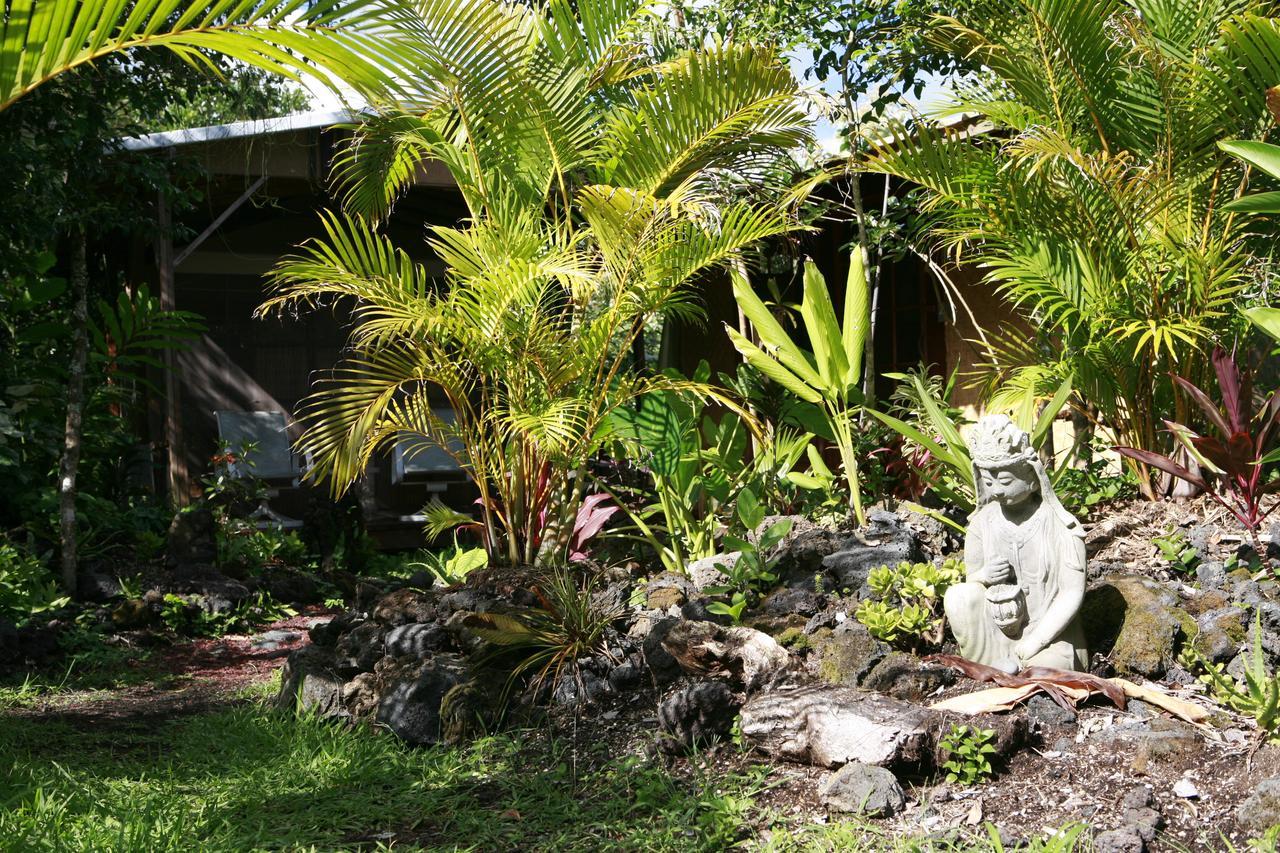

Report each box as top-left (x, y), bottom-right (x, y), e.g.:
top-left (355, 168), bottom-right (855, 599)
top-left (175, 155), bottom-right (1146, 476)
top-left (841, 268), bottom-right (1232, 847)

top-left (59, 228), bottom-right (90, 594)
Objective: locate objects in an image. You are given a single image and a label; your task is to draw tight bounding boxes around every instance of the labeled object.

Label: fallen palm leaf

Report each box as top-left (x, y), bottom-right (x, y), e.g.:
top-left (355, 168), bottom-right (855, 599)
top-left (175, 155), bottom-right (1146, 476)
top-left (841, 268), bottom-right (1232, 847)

top-left (924, 654), bottom-right (1127, 713)
top-left (1109, 678), bottom-right (1213, 726)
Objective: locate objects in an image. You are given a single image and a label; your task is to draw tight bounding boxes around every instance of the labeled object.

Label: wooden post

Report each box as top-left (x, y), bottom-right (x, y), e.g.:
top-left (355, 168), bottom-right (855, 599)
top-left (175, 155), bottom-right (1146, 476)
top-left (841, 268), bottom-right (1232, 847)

top-left (156, 187), bottom-right (188, 506)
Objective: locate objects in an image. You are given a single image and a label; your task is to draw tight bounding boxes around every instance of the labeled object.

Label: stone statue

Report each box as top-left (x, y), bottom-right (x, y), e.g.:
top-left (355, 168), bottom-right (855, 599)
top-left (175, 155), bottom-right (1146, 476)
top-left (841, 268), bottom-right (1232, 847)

top-left (943, 415), bottom-right (1088, 673)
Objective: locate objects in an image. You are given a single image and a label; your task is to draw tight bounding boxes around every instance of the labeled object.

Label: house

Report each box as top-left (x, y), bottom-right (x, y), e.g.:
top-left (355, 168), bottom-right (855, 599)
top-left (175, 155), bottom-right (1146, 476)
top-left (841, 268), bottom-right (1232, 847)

top-left (121, 110), bottom-right (1006, 543)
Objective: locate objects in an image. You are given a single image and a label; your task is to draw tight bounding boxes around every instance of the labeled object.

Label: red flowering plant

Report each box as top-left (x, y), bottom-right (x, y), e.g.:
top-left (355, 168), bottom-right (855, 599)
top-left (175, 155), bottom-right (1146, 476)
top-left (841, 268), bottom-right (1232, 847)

top-left (1115, 348), bottom-right (1280, 563)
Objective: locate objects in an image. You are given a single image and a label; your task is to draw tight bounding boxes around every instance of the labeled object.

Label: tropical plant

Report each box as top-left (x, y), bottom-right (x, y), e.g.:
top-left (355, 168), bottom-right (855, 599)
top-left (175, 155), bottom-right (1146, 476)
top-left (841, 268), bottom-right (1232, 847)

top-left (854, 558), bottom-right (963, 649)
top-left (868, 371), bottom-right (1071, 512)
top-left (1115, 347), bottom-right (1280, 562)
top-left (1183, 615), bottom-right (1280, 742)
top-left (726, 256), bottom-right (870, 524)
top-left (862, 0), bottom-right (1280, 495)
top-left (0, 541), bottom-right (67, 625)
top-left (463, 566), bottom-right (625, 699)
top-left (409, 542), bottom-right (489, 587)
top-left (939, 724), bottom-right (997, 786)
top-left (0, 0), bottom-right (402, 114)
top-left (705, 489), bottom-right (792, 623)
top-left (1152, 530), bottom-right (1200, 575)
top-left (260, 0), bottom-right (812, 568)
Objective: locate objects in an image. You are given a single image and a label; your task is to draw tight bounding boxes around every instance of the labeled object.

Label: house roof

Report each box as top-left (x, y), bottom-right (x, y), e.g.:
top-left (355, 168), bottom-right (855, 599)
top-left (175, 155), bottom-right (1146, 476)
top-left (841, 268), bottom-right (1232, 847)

top-left (119, 108), bottom-right (357, 152)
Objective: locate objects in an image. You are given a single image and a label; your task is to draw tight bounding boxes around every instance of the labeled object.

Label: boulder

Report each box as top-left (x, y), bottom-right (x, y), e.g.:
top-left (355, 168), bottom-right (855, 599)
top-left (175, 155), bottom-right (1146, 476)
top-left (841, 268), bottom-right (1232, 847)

top-left (818, 762), bottom-right (906, 817)
top-left (166, 506), bottom-right (216, 567)
top-left (761, 586), bottom-right (821, 618)
top-left (815, 622), bottom-right (890, 686)
top-left (658, 681), bottom-right (742, 753)
top-left (642, 617), bottom-right (684, 686)
top-left (170, 565), bottom-right (252, 614)
top-left (1025, 693), bottom-right (1077, 726)
top-left (821, 511), bottom-right (923, 595)
top-left (687, 554), bottom-right (738, 592)
top-left (1081, 574), bottom-right (1194, 678)
top-left (860, 652), bottom-right (954, 703)
top-left (276, 645), bottom-right (347, 717)
top-left (1192, 607), bottom-right (1245, 664)
top-left (660, 620), bottom-right (790, 692)
top-left (373, 588), bottom-right (439, 626)
top-left (375, 655), bottom-right (468, 745)
top-left (552, 669), bottom-right (612, 707)
top-left (739, 685), bottom-right (937, 768)
top-left (770, 525), bottom-right (847, 590)
top-left (334, 621), bottom-right (386, 675)
top-left (308, 612), bottom-right (361, 647)
top-left (1239, 776), bottom-right (1280, 831)
top-left (385, 622), bottom-right (450, 659)
top-left (78, 572), bottom-right (121, 603)
top-left (646, 573), bottom-right (693, 611)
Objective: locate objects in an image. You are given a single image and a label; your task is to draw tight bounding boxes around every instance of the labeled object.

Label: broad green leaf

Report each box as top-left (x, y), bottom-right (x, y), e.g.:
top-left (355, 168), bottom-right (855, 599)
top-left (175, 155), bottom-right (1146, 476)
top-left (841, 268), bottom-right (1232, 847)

top-left (725, 327), bottom-right (823, 404)
top-left (1221, 140), bottom-right (1280, 181)
top-left (799, 260), bottom-right (848, 393)
top-left (729, 267), bottom-right (824, 390)
top-left (1246, 307), bottom-right (1280, 346)
top-left (1223, 191), bottom-right (1280, 213)
top-left (1030, 377), bottom-right (1073, 449)
top-left (841, 249), bottom-right (869, 386)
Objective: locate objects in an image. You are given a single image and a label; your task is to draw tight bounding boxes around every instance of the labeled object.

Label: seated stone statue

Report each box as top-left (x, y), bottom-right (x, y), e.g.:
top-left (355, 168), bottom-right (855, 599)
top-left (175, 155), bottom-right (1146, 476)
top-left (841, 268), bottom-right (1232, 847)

top-left (943, 415), bottom-right (1088, 673)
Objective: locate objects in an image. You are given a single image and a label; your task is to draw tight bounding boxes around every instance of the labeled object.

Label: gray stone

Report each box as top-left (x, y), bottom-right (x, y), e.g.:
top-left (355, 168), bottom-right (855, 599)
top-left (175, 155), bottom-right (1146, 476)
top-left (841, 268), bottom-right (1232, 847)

top-left (770, 525), bottom-right (846, 591)
top-left (815, 622), bottom-right (889, 686)
top-left (335, 621), bottom-right (386, 675)
top-left (171, 566), bottom-right (252, 614)
top-left (818, 762), bottom-right (905, 817)
top-left (1081, 574), bottom-right (1191, 678)
top-left (251, 629), bottom-right (301, 651)
top-left (642, 617), bottom-right (683, 686)
top-left (1238, 776), bottom-right (1280, 831)
top-left (308, 612), bottom-right (360, 647)
top-left (646, 573), bottom-right (693, 611)
top-left (687, 553), bottom-right (738, 592)
top-left (1195, 560), bottom-right (1227, 589)
top-left (608, 654), bottom-right (644, 690)
top-left (78, 572), bottom-right (121, 603)
top-left (658, 681), bottom-right (741, 753)
top-left (375, 657), bottom-right (467, 745)
top-left (385, 622), bottom-right (449, 658)
top-left (660, 620), bottom-right (790, 692)
top-left (822, 511), bottom-right (923, 595)
top-left (552, 669), bottom-right (611, 707)
top-left (1193, 607), bottom-right (1245, 664)
top-left (373, 588), bottom-right (439, 625)
top-left (762, 587), bottom-right (821, 617)
top-left (860, 652), bottom-right (954, 702)
top-left (1093, 828), bottom-right (1145, 853)
top-left (1025, 693), bottom-right (1077, 726)
top-left (739, 685), bottom-right (936, 768)
top-left (438, 588), bottom-right (492, 614)
top-left (276, 645), bottom-right (347, 717)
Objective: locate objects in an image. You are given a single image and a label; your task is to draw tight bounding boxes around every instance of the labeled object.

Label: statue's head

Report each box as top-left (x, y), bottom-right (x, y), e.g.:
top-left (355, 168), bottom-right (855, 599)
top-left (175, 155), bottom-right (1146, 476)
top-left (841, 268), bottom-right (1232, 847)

top-left (971, 415), bottom-right (1040, 508)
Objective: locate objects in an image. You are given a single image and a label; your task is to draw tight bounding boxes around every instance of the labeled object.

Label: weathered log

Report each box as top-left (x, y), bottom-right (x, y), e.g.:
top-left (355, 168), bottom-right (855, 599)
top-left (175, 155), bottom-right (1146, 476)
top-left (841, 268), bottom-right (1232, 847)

top-left (739, 685), bottom-right (938, 768)
top-left (660, 620), bottom-right (790, 692)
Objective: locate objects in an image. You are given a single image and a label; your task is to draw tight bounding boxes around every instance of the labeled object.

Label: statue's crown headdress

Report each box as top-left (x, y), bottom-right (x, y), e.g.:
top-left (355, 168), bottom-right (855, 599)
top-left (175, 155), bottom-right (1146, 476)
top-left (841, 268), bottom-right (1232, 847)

top-left (970, 414), bottom-right (1037, 468)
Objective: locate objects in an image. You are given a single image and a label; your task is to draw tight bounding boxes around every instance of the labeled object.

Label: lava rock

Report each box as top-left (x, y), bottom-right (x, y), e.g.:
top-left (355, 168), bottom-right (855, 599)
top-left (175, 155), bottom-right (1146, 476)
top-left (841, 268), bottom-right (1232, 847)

top-left (334, 621), bottom-right (386, 675)
top-left (373, 589), bottom-right (439, 626)
top-left (308, 612), bottom-right (361, 647)
top-left (687, 554), bottom-right (737, 592)
top-left (1081, 574), bottom-right (1194, 678)
top-left (818, 762), bottom-right (905, 817)
top-left (1238, 776), bottom-right (1280, 831)
top-left (608, 654), bottom-right (645, 691)
top-left (166, 506), bottom-right (216, 567)
top-left (1192, 607), bottom-right (1245, 664)
top-left (770, 525), bottom-right (846, 590)
top-left (375, 656), bottom-right (467, 745)
top-left (761, 586), bottom-right (821, 618)
top-left (276, 645), bottom-right (347, 717)
top-left (657, 681), bottom-right (741, 753)
top-left (660, 620), bottom-right (790, 692)
top-left (815, 622), bottom-right (890, 686)
top-left (552, 669), bottom-right (611, 707)
top-left (170, 565), bottom-right (252, 614)
top-left (642, 617), bottom-right (684, 686)
top-left (860, 652), bottom-right (954, 702)
top-left (646, 573), bottom-right (693, 611)
top-left (385, 622), bottom-right (450, 658)
top-left (1025, 693), bottom-right (1077, 726)
top-left (1093, 828), bottom-right (1145, 853)
top-left (78, 572), bottom-right (121, 603)
top-left (821, 511), bottom-right (923, 595)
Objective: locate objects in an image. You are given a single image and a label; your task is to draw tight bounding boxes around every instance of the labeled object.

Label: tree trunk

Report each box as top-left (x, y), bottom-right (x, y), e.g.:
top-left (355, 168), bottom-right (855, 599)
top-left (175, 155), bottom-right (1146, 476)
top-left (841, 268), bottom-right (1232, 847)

top-left (58, 228), bottom-right (90, 594)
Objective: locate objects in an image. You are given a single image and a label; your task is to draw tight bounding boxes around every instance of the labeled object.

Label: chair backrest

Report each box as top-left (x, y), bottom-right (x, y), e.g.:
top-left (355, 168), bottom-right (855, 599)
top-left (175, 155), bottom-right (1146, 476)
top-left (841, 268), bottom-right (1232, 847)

top-left (214, 410), bottom-right (300, 481)
top-left (391, 408), bottom-right (465, 483)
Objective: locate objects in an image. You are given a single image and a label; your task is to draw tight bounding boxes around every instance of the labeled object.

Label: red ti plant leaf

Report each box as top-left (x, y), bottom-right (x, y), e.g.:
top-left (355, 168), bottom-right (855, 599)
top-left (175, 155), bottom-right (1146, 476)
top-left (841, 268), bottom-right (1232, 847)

top-left (1114, 446), bottom-right (1209, 492)
top-left (1212, 346), bottom-right (1248, 434)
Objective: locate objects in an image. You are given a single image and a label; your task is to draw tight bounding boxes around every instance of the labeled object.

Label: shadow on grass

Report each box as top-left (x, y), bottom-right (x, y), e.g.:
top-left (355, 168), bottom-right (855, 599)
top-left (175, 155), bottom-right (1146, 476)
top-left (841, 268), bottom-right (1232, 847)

top-left (0, 702), bottom-right (772, 852)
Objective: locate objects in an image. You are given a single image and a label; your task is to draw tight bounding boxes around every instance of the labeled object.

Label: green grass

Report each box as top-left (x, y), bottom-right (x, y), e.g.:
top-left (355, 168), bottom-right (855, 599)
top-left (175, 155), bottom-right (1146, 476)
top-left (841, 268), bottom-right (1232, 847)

top-left (0, 629), bottom-right (160, 710)
top-left (0, 691), bottom-right (1102, 853)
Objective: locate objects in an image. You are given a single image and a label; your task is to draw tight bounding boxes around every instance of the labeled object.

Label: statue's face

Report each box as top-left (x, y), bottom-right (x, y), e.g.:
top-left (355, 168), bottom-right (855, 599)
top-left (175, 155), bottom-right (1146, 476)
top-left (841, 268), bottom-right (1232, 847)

top-left (979, 462), bottom-right (1038, 507)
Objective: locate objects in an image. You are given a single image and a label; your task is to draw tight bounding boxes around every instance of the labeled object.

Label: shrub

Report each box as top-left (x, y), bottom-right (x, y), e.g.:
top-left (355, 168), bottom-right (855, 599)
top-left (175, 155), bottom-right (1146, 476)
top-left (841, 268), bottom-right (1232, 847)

top-left (855, 558), bottom-right (964, 649)
top-left (0, 542), bottom-right (67, 625)
top-left (940, 724), bottom-right (997, 786)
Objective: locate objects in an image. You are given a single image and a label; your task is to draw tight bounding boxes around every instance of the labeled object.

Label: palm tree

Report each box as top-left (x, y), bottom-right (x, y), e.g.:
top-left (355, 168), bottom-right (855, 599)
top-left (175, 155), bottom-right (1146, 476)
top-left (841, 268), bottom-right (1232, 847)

top-left (862, 0), bottom-right (1280, 497)
top-left (0, 0), bottom-right (406, 113)
top-left (258, 0), bottom-right (814, 565)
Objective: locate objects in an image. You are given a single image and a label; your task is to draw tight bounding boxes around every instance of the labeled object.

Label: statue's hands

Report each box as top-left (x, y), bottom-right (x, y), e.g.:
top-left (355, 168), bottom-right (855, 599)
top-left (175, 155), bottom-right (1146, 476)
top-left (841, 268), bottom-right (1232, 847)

top-left (975, 557), bottom-right (1014, 586)
top-left (1014, 635), bottom-right (1043, 663)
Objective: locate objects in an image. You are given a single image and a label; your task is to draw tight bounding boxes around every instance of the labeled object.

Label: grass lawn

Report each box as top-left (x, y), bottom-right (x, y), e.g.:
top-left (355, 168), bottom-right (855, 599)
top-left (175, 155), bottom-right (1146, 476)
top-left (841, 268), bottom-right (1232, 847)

top-left (0, 676), bottom-right (1092, 852)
